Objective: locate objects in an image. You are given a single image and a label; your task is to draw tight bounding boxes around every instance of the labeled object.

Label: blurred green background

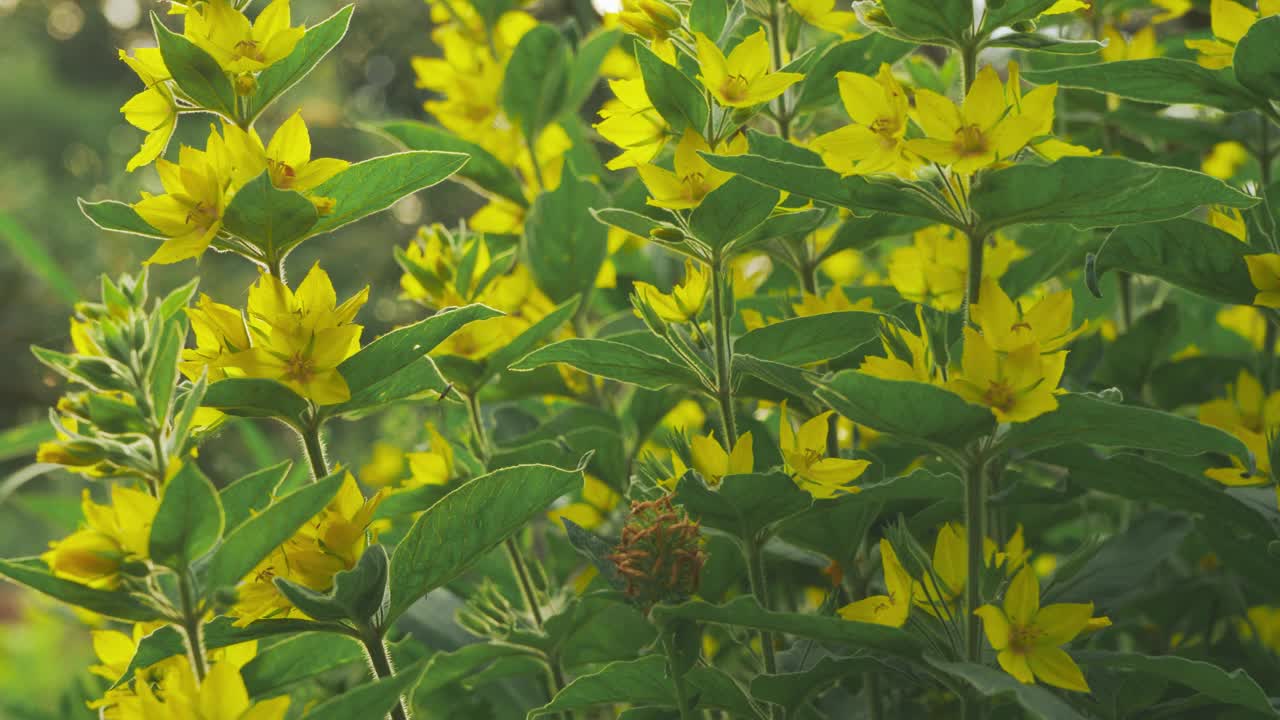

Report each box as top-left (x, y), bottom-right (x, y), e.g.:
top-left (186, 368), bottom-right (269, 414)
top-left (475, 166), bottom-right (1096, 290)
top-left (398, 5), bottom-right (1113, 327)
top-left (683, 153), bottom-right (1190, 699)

top-left (0, 1), bottom-right (494, 715)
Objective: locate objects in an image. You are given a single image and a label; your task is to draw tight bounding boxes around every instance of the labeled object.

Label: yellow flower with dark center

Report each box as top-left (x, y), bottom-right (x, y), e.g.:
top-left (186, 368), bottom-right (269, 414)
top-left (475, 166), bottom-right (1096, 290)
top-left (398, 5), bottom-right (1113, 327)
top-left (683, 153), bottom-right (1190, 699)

top-left (907, 66), bottom-right (1050, 175)
top-left (1187, 0), bottom-right (1280, 69)
top-left (693, 30), bottom-right (803, 108)
top-left (838, 539), bottom-right (912, 627)
top-left (947, 328), bottom-right (1066, 423)
top-left (779, 404), bottom-right (869, 498)
top-left (133, 126), bottom-right (236, 264)
top-left (184, 0), bottom-right (305, 76)
top-left (180, 293), bottom-right (253, 382)
top-left (690, 431), bottom-right (754, 485)
top-left (970, 278), bottom-right (1085, 353)
top-left (975, 565), bottom-right (1105, 692)
top-left (637, 130), bottom-right (747, 209)
top-left (118, 48), bottom-right (176, 172)
top-left (596, 78), bottom-right (670, 170)
top-left (223, 264), bottom-right (368, 405)
top-left (122, 657), bottom-right (290, 720)
top-left (42, 486), bottom-right (159, 590)
top-left (812, 64), bottom-right (920, 178)
top-left (633, 259), bottom-right (711, 323)
top-left (222, 113), bottom-right (349, 209)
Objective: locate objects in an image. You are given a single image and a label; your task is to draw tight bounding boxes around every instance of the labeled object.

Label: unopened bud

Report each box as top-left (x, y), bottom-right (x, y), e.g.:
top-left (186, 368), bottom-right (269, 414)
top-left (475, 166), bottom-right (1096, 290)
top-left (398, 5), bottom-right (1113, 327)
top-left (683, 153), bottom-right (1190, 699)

top-left (608, 495), bottom-right (705, 612)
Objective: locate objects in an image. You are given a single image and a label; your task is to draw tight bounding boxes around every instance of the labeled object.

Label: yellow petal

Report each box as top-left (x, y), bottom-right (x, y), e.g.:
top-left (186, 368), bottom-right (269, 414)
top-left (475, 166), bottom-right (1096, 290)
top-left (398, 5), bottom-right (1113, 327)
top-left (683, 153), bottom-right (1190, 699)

top-left (975, 604), bottom-right (1011, 651)
top-left (1027, 646), bottom-right (1090, 692)
top-left (1034, 602), bottom-right (1094, 645)
top-left (1004, 565), bottom-right (1041, 626)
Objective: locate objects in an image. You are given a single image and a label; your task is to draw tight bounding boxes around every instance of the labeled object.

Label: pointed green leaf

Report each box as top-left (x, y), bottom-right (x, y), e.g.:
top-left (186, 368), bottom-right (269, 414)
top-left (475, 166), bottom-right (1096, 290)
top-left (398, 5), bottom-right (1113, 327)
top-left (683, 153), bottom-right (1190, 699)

top-left (149, 462), bottom-right (224, 569)
top-left (221, 172), bottom-right (318, 257)
top-left (151, 12), bottom-right (236, 118)
top-left (374, 120), bottom-right (527, 206)
top-left (79, 199), bottom-right (164, 238)
top-left (1234, 15), bottom-right (1280, 104)
top-left (0, 558), bottom-right (158, 621)
top-left (525, 173), bottom-right (610, 302)
top-left (879, 0), bottom-right (972, 45)
top-left (220, 461), bottom-right (291, 531)
top-left (1089, 218), bottom-right (1255, 305)
top-left (927, 659), bottom-right (1088, 719)
top-left (675, 472), bottom-right (812, 544)
top-left (502, 24), bottom-right (571, 141)
top-left (1076, 652), bottom-right (1276, 717)
top-left (1022, 59), bottom-right (1258, 112)
top-left (307, 151), bottom-right (470, 236)
top-left (241, 633), bottom-right (364, 697)
top-left (815, 370), bottom-right (995, 448)
top-left (511, 338), bottom-right (704, 391)
top-left (735, 311), bottom-right (885, 366)
top-left (300, 659), bottom-right (427, 720)
top-left (246, 5), bottom-right (353, 120)
top-left (636, 44), bottom-right (708, 134)
top-left (688, 175), bottom-right (780, 250)
top-left (203, 377), bottom-right (309, 425)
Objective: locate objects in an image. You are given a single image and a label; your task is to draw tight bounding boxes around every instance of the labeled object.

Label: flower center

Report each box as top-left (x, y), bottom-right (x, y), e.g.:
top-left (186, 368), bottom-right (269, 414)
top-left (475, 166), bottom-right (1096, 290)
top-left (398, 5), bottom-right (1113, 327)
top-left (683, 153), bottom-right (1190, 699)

top-left (1008, 622), bottom-right (1044, 654)
top-left (721, 74), bottom-right (751, 103)
top-left (954, 124), bottom-right (989, 156)
top-left (235, 38), bottom-right (267, 62)
top-left (983, 379), bottom-right (1017, 413)
top-left (282, 352), bottom-right (315, 384)
top-left (268, 158), bottom-right (298, 189)
top-left (185, 201), bottom-right (219, 232)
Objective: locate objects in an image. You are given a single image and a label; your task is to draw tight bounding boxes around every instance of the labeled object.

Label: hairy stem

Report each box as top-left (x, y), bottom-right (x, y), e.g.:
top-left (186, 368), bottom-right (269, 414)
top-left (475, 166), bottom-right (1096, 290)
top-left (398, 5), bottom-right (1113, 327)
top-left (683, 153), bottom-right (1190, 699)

top-left (710, 256), bottom-right (738, 446)
top-left (360, 627), bottom-right (411, 720)
top-left (961, 455), bottom-right (989, 720)
top-left (963, 232), bottom-right (986, 325)
top-left (300, 419), bottom-right (330, 481)
top-left (177, 570), bottom-right (208, 682)
top-left (662, 631), bottom-right (695, 720)
top-left (745, 540), bottom-right (778, 675)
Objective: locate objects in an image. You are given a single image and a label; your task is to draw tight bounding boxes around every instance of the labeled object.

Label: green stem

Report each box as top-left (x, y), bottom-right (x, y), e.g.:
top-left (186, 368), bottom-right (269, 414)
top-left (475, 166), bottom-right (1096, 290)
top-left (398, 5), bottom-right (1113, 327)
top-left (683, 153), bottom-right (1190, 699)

top-left (505, 538), bottom-right (570, 712)
top-left (867, 671), bottom-right (885, 720)
top-left (300, 418), bottom-right (330, 481)
top-left (963, 232), bottom-right (985, 325)
top-left (710, 256), bottom-right (738, 446)
top-left (359, 626), bottom-right (411, 720)
top-left (466, 392), bottom-right (491, 462)
top-left (177, 570), bottom-right (207, 682)
top-left (960, 43), bottom-right (980, 94)
top-left (745, 540), bottom-right (777, 676)
top-left (963, 456), bottom-right (988, 662)
top-left (662, 631), bottom-right (695, 720)
top-left (768, 4), bottom-right (790, 139)
top-left (1116, 272), bottom-right (1134, 333)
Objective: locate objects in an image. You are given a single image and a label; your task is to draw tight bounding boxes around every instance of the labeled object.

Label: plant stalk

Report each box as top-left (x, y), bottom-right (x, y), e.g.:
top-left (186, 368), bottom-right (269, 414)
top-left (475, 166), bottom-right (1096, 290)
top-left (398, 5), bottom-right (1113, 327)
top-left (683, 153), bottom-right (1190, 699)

top-left (963, 232), bottom-right (986, 325)
top-left (710, 256), bottom-right (738, 446)
top-left (662, 632), bottom-right (695, 720)
top-left (961, 455), bottom-right (988, 720)
top-left (360, 626), bottom-right (411, 720)
top-left (177, 570), bottom-right (208, 682)
top-left (300, 419), bottom-right (330, 481)
top-left (745, 540), bottom-right (777, 676)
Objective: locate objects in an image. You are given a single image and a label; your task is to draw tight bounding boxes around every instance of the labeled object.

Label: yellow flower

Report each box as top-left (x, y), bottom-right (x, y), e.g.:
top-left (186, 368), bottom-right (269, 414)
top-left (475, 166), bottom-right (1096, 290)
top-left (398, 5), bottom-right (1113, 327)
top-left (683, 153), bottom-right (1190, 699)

top-left (779, 404), bottom-right (870, 498)
top-left (405, 423), bottom-right (455, 488)
top-left (617, 0), bottom-right (682, 40)
top-left (596, 78), bottom-right (670, 170)
top-left (433, 316), bottom-right (529, 360)
top-left (838, 540), bottom-right (912, 627)
top-left (947, 328), bottom-right (1067, 423)
top-left (1004, 63), bottom-right (1098, 161)
top-left (1218, 305), bottom-right (1273, 350)
top-left (812, 64), bottom-right (920, 179)
top-left (123, 658), bottom-right (290, 720)
top-left (1187, 0), bottom-right (1280, 69)
top-left (133, 126), bottom-right (235, 264)
top-left (907, 65), bottom-right (1049, 175)
top-left (1203, 140), bottom-right (1250, 180)
top-left (637, 130), bottom-right (747, 209)
top-left (690, 431), bottom-right (754, 485)
top-left (1199, 370), bottom-right (1277, 477)
top-left (1247, 254), bottom-right (1280, 307)
top-left (224, 264), bottom-right (368, 405)
top-left (911, 522), bottom-right (1012, 616)
top-left (118, 48), bottom-right (176, 172)
top-left (222, 112), bottom-right (349, 211)
top-left (975, 565), bottom-right (1104, 692)
top-left (1210, 205), bottom-right (1248, 241)
top-left (180, 293), bottom-right (252, 382)
top-left (1240, 606), bottom-right (1280, 652)
top-left (788, 0), bottom-right (859, 36)
top-left (360, 441), bottom-right (408, 488)
top-left (1042, 0), bottom-right (1088, 13)
top-left (634, 259), bottom-right (711, 323)
top-left (1101, 24), bottom-right (1161, 63)
top-left (693, 30), bottom-right (803, 108)
top-left (859, 306), bottom-right (942, 384)
top-left (889, 225), bottom-right (1024, 311)
top-left (792, 285), bottom-right (874, 316)
top-left (1152, 0), bottom-right (1193, 23)
top-left (184, 0), bottom-right (305, 76)
top-left (970, 278), bottom-right (1085, 353)
top-left (548, 474), bottom-right (622, 529)
top-left (42, 486), bottom-right (159, 590)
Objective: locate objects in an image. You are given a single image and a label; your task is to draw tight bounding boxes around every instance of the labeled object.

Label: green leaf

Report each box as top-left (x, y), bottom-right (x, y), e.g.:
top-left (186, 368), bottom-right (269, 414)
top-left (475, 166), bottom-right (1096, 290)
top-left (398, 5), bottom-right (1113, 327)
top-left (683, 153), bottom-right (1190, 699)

top-left (0, 558), bottom-right (158, 621)
top-left (797, 34), bottom-right (914, 111)
top-left (149, 461), bottom-right (224, 569)
top-left (735, 311), bottom-right (884, 366)
top-left (690, 0), bottom-right (727, 35)
top-left (980, 0), bottom-right (1060, 31)
top-left (1047, 450), bottom-right (1275, 543)
top-left (203, 378), bottom-right (309, 425)
top-left (479, 295), bottom-right (579, 387)
top-left (927, 658), bottom-right (1088, 719)
top-left (971, 157), bottom-right (1257, 236)
top-left (636, 44), bottom-right (709, 134)
top-left (327, 303), bottom-right (501, 417)
top-left (815, 371), bottom-right (995, 448)
top-left (1234, 15), bottom-right (1280, 106)
top-left (300, 659), bottom-right (427, 720)
top-left (524, 173), bottom-right (610, 303)
top-left (151, 12), bottom-right (236, 118)
top-left (750, 655), bottom-right (880, 715)
top-left (879, 0), bottom-right (973, 45)
top-left (675, 472), bottom-right (813, 545)
top-left (387, 463), bottom-right (582, 621)
top-left (203, 472), bottom-right (345, 593)
top-left (276, 544), bottom-right (389, 625)
top-left (1094, 303), bottom-right (1180, 393)
top-left (652, 596), bottom-right (925, 658)
top-left (240, 633), bottom-right (364, 697)
top-left (307, 151), bottom-right (470, 236)
top-left (221, 172), bottom-right (318, 257)
top-left (246, 5), bottom-right (353, 120)
top-left (567, 29), bottom-right (621, 112)
top-left (1047, 512), bottom-right (1192, 609)
top-left (703, 152), bottom-right (958, 226)
top-left (1075, 652), bottom-right (1276, 717)
top-left (1089, 218), bottom-right (1255, 305)
top-left (511, 338), bottom-right (705, 391)
top-left (530, 656), bottom-right (674, 716)
top-left (374, 120), bottom-right (527, 206)
top-left (984, 33), bottom-right (1103, 54)
top-left (78, 199), bottom-right (164, 238)
top-left (999, 393), bottom-right (1250, 458)
top-left (1022, 59), bottom-right (1259, 112)
top-left (414, 643), bottom-right (544, 697)
top-left (220, 460), bottom-right (291, 531)
top-left (779, 491), bottom-right (887, 564)
top-left (0, 212), bottom-right (76, 304)
top-left (502, 24), bottom-right (571, 141)
top-left (687, 175), bottom-right (780, 250)
top-left (731, 208), bottom-right (826, 253)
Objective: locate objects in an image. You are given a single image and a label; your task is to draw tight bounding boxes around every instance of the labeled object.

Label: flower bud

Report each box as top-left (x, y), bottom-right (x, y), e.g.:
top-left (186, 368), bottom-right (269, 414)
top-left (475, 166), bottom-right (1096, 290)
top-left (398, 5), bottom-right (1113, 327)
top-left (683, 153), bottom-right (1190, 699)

top-left (608, 496), bottom-right (705, 611)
